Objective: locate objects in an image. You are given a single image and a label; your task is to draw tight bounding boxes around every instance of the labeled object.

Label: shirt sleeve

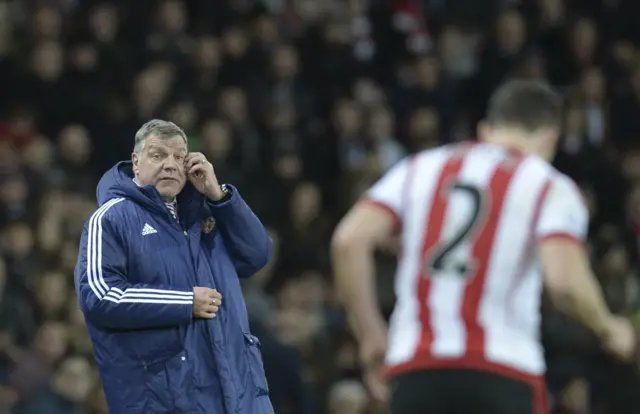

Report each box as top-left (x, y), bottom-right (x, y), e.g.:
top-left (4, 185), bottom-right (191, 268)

top-left (360, 157), bottom-right (412, 227)
top-left (536, 175), bottom-right (589, 244)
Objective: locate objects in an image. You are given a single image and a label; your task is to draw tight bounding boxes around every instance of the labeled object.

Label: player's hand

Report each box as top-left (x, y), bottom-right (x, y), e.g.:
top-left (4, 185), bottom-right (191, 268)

top-left (193, 287), bottom-right (223, 319)
top-left (184, 153), bottom-right (225, 201)
top-left (602, 316), bottom-right (636, 361)
top-left (359, 324), bottom-right (389, 403)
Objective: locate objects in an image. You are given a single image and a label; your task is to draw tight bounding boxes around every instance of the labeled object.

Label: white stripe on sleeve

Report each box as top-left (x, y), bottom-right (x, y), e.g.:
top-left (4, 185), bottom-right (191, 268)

top-left (86, 198), bottom-right (194, 305)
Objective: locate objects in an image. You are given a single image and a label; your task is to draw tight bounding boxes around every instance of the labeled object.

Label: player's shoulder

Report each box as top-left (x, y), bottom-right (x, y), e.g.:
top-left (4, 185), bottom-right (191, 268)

top-left (545, 165), bottom-right (584, 199)
top-left (542, 167), bottom-right (588, 211)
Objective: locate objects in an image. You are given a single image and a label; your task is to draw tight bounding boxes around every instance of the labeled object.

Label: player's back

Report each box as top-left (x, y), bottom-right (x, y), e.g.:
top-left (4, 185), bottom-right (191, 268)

top-left (374, 141), bottom-right (568, 380)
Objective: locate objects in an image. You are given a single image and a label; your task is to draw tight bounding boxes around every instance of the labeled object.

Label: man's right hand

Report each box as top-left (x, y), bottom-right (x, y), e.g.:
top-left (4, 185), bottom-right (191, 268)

top-left (193, 287), bottom-right (223, 319)
top-left (358, 321), bottom-right (389, 403)
top-left (602, 316), bottom-right (636, 361)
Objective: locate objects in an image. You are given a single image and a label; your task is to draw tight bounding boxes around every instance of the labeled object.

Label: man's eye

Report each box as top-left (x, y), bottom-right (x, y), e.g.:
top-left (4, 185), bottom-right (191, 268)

top-left (176, 155), bottom-right (185, 162)
top-left (151, 153), bottom-right (162, 160)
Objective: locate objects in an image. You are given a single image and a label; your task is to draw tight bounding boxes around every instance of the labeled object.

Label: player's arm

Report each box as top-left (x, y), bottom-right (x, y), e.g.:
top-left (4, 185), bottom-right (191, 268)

top-left (331, 159), bottom-right (408, 340)
top-left (332, 204), bottom-right (395, 339)
top-left (538, 177), bottom-right (627, 348)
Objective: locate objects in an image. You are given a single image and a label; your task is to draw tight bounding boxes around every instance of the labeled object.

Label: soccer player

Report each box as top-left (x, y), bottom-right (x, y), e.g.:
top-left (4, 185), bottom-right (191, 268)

top-left (331, 80), bottom-right (637, 414)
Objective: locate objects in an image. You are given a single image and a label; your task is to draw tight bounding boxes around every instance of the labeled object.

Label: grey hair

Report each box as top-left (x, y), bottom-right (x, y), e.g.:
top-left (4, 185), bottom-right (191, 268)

top-left (133, 119), bottom-right (188, 154)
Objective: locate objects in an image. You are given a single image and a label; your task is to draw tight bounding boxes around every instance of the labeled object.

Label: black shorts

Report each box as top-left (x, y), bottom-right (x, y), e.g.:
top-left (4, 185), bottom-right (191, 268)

top-left (390, 369), bottom-right (549, 414)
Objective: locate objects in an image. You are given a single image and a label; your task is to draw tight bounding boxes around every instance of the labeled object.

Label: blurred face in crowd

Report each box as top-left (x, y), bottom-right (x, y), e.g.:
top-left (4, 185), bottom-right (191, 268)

top-left (272, 45), bottom-right (299, 79)
top-left (35, 322), bottom-right (67, 362)
top-left (134, 67), bottom-right (172, 114)
top-left (37, 272), bottom-right (68, 314)
top-left (571, 18), bottom-right (597, 59)
top-left (222, 27), bottom-right (249, 58)
top-left (333, 101), bottom-right (362, 137)
top-left (496, 10), bottom-right (525, 53)
top-left (167, 101), bottom-right (197, 132)
top-left (132, 135), bottom-right (187, 200)
top-left (290, 182), bottom-right (322, 225)
top-left (53, 356), bottom-right (94, 403)
top-left (438, 25), bottom-right (464, 63)
top-left (353, 78), bottom-right (384, 107)
top-left (31, 7), bottom-right (61, 40)
top-left (268, 105), bottom-right (296, 132)
top-left (602, 245), bottom-right (629, 279)
top-left (31, 41), bottom-right (63, 81)
top-left (273, 153), bottom-right (302, 182)
top-left (201, 119), bottom-right (232, 161)
top-left (408, 107), bottom-right (440, 148)
top-left (70, 43), bottom-right (99, 73)
top-left (275, 276), bottom-right (324, 347)
top-left (414, 56), bottom-right (440, 89)
top-left (254, 15), bottom-right (279, 45)
top-left (59, 125), bottom-right (92, 165)
top-left (195, 36), bottom-right (222, 70)
top-left (539, 0), bottom-right (565, 23)
top-left (218, 88), bottom-right (248, 124)
top-left (157, 0), bottom-right (186, 34)
top-left (1, 174), bottom-right (29, 205)
top-left (89, 4), bottom-right (119, 43)
top-left (368, 106), bottom-right (394, 140)
top-left (21, 138), bottom-right (55, 171)
top-left (4, 222), bottom-right (33, 258)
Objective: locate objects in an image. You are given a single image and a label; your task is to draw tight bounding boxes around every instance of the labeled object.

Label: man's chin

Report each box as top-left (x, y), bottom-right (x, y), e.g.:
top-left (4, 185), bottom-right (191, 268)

top-left (156, 181), bottom-right (182, 200)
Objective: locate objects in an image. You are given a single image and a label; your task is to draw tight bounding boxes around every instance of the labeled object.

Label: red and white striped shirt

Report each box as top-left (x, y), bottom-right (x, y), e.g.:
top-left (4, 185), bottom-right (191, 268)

top-left (363, 142), bottom-right (588, 386)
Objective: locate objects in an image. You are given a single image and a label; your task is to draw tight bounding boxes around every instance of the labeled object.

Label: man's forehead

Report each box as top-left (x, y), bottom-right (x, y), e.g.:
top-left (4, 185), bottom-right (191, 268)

top-left (146, 135), bottom-right (187, 151)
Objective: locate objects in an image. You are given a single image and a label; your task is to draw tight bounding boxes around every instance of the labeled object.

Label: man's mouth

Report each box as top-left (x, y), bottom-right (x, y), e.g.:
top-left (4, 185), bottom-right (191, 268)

top-left (159, 178), bottom-right (178, 183)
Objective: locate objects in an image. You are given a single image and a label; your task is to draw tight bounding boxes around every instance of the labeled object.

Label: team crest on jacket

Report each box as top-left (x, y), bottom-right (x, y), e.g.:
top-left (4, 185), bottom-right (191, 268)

top-left (202, 217), bottom-right (216, 233)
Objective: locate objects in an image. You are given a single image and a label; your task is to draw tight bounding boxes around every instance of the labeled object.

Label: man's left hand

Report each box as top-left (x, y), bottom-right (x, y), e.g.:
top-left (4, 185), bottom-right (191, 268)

top-left (185, 153), bottom-right (225, 201)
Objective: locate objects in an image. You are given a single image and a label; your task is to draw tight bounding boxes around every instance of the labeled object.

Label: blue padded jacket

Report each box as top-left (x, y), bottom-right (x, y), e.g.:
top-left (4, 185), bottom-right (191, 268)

top-left (74, 161), bottom-right (274, 414)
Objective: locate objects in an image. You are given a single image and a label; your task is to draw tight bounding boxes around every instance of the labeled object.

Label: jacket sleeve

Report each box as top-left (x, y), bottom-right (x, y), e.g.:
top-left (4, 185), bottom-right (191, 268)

top-left (208, 185), bottom-right (273, 278)
top-left (75, 202), bottom-right (194, 330)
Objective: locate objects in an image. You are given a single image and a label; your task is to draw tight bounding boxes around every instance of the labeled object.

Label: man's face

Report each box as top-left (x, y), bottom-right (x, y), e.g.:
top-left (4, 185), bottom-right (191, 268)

top-left (132, 135), bottom-right (187, 200)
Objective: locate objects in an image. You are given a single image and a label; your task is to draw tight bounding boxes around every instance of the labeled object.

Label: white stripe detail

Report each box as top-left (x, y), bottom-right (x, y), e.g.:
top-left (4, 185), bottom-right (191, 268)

top-left (87, 198), bottom-right (123, 298)
top-left (86, 198), bottom-right (194, 305)
top-left (103, 297), bottom-right (193, 304)
top-left (105, 292), bottom-right (194, 300)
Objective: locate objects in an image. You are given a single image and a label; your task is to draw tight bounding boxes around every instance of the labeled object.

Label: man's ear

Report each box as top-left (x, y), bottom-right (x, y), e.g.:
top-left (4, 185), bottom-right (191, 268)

top-left (131, 152), bottom-right (139, 174)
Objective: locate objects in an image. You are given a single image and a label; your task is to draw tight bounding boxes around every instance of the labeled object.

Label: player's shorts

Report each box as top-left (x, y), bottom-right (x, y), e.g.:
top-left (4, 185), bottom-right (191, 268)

top-left (389, 369), bottom-right (549, 414)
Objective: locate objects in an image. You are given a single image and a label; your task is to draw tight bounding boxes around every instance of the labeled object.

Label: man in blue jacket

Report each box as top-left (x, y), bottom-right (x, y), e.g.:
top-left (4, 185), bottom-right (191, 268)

top-left (74, 119), bottom-right (274, 414)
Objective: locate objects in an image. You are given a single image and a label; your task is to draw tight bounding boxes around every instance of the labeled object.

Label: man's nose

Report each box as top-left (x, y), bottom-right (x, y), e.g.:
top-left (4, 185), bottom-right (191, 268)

top-left (163, 157), bottom-right (180, 171)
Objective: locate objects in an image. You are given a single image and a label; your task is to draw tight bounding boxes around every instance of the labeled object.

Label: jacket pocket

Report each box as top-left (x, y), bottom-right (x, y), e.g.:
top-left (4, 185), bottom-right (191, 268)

top-left (122, 352), bottom-right (193, 412)
top-left (243, 333), bottom-right (270, 397)
top-left (120, 327), bottom-right (183, 366)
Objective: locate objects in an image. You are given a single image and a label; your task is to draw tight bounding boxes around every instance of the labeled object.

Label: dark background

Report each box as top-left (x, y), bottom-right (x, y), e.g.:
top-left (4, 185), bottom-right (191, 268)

top-left (0, 0), bottom-right (640, 413)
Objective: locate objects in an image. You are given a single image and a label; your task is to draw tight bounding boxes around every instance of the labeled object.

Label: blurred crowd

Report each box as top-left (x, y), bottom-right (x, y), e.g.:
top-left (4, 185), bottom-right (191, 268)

top-left (1, 0), bottom-right (640, 413)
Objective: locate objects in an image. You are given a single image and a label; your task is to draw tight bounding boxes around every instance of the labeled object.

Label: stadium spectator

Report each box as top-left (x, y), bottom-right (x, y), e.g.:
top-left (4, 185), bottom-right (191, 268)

top-left (0, 0), bottom-right (640, 413)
